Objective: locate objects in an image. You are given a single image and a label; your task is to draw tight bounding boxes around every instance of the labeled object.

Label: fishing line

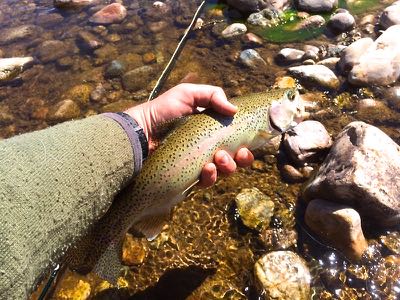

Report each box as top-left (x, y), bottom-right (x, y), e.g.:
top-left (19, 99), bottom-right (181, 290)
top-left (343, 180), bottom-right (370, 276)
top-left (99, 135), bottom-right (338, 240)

top-left (148, 0), bottom-right (208, 101)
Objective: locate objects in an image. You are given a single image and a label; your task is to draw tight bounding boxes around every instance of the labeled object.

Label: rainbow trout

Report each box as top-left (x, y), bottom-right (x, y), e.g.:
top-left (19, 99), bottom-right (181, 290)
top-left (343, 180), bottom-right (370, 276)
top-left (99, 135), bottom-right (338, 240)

top-left (69, 88), bottom-right (303, 281)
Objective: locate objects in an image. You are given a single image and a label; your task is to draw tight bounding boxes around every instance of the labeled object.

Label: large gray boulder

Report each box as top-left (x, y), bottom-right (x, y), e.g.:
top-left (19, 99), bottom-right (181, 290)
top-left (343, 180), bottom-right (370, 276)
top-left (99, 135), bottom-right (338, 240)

top-left (295, 0), bottom-right (338, 13)
top-left (226, 0), bottom-right (290, 13)
top-left (303, 122), bottom-right (400, 227)
top-left (347, 25), bottom-right (400, 86)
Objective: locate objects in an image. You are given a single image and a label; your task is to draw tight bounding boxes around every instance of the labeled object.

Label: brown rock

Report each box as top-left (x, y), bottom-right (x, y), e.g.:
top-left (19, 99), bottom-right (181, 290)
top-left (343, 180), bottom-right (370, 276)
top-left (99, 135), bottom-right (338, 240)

top-left (35, 40), bottom-right (69, 63)
top-left (280, 164), bottom-right (305, 183)
top-left (142, 52), bottom-right (156, 64)
top-left (121, 233), bottom-right (148, 266)
top-left (303, 122), bottom-right (400, 227)
top-left (89, 3), bottom-right (127, 25)
top-left (77, 31), bottom-right (103, 50)
top-left (47, 99), bottom-right (81, 121)
top-left (305, 199), bottom-right (368, 261)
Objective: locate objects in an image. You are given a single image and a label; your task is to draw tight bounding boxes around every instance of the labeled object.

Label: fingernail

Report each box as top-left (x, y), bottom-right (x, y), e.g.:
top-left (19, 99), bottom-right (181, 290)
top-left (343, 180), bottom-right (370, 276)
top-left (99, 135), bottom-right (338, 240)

top-left (221, 153), bottom-right (229, 165)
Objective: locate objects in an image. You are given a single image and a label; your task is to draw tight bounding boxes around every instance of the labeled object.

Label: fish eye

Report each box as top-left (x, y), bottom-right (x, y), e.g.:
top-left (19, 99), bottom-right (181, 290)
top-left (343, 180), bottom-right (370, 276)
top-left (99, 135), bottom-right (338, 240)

top-left (286, 90), bottom-right (296, 101)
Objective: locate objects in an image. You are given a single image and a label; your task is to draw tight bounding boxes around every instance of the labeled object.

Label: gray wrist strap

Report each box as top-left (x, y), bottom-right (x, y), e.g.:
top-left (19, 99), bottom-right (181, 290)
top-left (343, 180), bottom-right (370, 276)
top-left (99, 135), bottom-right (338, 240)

top-left (102, 112), bottom-right (143, 175)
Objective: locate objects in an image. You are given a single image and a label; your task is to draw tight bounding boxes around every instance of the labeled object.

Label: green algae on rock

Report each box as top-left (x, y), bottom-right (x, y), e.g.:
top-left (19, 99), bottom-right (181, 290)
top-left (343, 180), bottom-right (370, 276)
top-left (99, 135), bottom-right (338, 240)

top-left (235, 187), bottom-right (275, 231)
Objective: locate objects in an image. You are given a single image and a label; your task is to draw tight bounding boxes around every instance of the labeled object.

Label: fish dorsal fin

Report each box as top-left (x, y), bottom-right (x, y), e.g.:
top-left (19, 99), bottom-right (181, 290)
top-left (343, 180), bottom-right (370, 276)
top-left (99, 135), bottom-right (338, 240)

top-left (92, 239), bottom-right (124, 285)
top-left (134, 212), bottom-right (171, 241)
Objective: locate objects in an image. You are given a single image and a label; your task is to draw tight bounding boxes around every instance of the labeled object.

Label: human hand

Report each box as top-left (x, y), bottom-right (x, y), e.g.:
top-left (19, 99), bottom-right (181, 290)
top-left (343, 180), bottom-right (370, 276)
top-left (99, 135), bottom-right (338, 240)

top-left (125, 83), bottom-right (254, 187)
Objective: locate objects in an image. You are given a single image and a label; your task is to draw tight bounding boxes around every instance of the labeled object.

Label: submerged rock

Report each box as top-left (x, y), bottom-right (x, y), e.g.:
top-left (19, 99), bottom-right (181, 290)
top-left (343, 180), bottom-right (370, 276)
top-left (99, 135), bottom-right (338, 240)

top-left (54, 0), bottom-right (95, 9)
top-left (305, 199), bottom-right (368, 261)
top-left (35, 40), bottom-right (69, 63)
top-left (77, 31), bottom-right (103, 51)
top-left (47, 99), bottom-right (81, 122)
top-left (288, 65), bottom-right (340, 90)
top-left (283, 120), bottom-right (332, 165)
top-left (0, 57), bottom-right (34, 82)
top-left (221, 23), bottom-right (247, 38)
top-left (260, 228), bottom-right (298, 250)
top-left (105, 60), bottom-right (126, 78)
top-left (303, 122), bottom-right (400, 227)
top-left (65, 84), bottom-right (93, 106)
top-left (121, 233), bottom-right (147, 266)
top-left (241, 32), bottom-right (263, 46)
top-left (122, 65), bottom-right (153, 92)
top-left (89, 3), bottom-right (127, 25)
top-left (235, 188), bottom-right (274, 231)
top-left (0, 25), bottom-right (41, 45)
top-left (380, 1), bottom-right (400, 29)
top-left (227, 0), bottom-right (290, 13)
top-left (239, 49), bottom-right (266, 68)
top-left (295, 0), bottom-right (337, 13)
top-left (254, 251), bottom-right (311, 299)
top-left (348, 25), bottom-right (400, 86)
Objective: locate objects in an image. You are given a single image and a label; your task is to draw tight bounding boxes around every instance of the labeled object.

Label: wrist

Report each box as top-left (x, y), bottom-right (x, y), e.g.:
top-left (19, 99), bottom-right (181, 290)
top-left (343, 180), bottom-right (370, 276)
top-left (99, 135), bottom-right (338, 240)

top-left (124, 105), bottom-right (150, 142)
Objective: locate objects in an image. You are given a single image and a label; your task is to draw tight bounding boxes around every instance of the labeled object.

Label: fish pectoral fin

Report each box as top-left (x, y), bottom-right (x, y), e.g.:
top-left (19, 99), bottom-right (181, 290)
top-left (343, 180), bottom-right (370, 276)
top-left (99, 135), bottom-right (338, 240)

top-left (133, 212), bottom-right (171, 241)
top-left (250, 129), bottom-right (276, 150)
top-left (92, 239), bottom-right (124, 285)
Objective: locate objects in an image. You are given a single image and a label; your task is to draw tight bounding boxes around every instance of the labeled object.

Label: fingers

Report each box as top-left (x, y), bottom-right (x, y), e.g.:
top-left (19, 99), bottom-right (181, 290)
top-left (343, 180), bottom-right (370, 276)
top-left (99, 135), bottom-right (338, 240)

top-left (235, 148), bottom-right (254, 167)
top-left (199, 163), bottom-right (217, 187)
top-left (214, 150), bottom-right (236, 174)
top-left (181, 83), bottom-right (237, 116)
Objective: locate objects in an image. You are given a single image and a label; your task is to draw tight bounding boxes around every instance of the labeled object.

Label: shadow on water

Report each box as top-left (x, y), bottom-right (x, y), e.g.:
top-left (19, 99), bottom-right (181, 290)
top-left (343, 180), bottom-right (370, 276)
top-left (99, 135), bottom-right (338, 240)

top-left (93, 266), bottom-right (215, 300)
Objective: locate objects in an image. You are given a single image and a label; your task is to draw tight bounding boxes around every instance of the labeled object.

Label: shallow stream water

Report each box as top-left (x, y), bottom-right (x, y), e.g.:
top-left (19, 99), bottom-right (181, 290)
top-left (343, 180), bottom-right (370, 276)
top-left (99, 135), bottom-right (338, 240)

top-left (0, 0), bottom-right (399, 299)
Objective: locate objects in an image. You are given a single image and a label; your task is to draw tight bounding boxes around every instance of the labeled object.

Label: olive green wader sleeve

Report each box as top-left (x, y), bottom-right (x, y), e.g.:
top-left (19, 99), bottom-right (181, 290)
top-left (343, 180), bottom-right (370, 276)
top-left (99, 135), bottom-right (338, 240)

top-left (0, 115), bottom-right (138, 299)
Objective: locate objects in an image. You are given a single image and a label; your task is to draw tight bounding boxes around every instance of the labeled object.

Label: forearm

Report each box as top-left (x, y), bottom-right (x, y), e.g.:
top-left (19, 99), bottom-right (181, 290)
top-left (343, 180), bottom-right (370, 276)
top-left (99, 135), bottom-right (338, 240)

top-left (0, 115), bottom-right (137, 298)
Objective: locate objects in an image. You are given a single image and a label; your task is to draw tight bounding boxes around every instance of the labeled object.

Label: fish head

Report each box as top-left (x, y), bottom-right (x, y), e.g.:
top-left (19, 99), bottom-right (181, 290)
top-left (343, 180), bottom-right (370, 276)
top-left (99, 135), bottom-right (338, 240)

top-left (268, 88), bottom-right (304, 134)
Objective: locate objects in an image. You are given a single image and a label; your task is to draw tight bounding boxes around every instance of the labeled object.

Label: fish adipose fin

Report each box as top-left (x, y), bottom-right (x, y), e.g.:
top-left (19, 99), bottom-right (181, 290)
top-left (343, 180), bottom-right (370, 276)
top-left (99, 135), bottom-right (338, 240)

top-left (92, 239), bottom-right (125, 285)
top-left (134, 212), bottom-right (171, 241)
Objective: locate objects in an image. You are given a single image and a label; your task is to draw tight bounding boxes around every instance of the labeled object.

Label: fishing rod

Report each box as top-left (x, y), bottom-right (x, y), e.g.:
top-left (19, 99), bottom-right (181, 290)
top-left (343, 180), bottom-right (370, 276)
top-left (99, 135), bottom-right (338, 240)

top-left (148, 0), bottom-right (208, 101)
top-left (37, 1), bottom-right (208, 299)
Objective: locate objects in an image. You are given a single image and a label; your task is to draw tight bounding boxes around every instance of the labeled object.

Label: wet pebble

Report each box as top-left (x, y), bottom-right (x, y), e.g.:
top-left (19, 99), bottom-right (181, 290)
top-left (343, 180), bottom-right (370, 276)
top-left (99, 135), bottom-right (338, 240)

top-left (380, 1), bottom-right (400, 29)
top-left (254, 251), bottom-right (311, 299)
top-left (305, 199), bottom-right (368, 261)
top-left (241, 32), bottom-right (263, 47)
top-left (276, 48), bottom-right (305, 65)
top-left (227, 0), bottom-right (289, 13)
top-left (94, 44), bottom-right (118, 64)
top-left (303, 121), bottom-right (400, 227)
top-left (293, 15), bottom-right (326, 31)
top-left (148, 21), bottom-right (168, 33)
top-left (57, 56), bottom-right (74, 69)
top-left (142, 52), bottom-right (156, 64)
top-left (89, 3), bottom-right (127, 25)
top-left (296, 0), bottom-right (338, 13)
top-left (280, 164), bottom-right (305, 183)
top-left (235, 187), bottom-right (274, 231)
top-left (247, 8), bottom-right (281, 27)
top-left (260, 228), bottom-right (298, 250)
top-left (77, 31), bottom-right (103, 51)
top-left (90, 83), bottom-right (106, 103)
top-left (317, 57), bottom-right (339, 70)
top-left (288, 64), bottom-right (340, 90)
top-left (65, 84), bottom-right (92, 106)
top-left (0, 104), bottom-right (14, 125)
top-left (221, 23), bottom-right (247, 38)
top-left (239, 49), bottom-right (266, 68)
top-left (384, 85), bottom-right (400, 110)
top-left (284, 120), bottom-right (332, 165)
top-left (273, 76), bottom-right (296, 88)
top-left (0, 57), bottom-right (34, 82)
top-left (36, 13), bottom-right (64, 28)
top-left (47, 99), bottom-right (81, 122)
top-left (328, 11), bottom-right (355, 32)
top-left (122, 233), bottom-right (148, 265)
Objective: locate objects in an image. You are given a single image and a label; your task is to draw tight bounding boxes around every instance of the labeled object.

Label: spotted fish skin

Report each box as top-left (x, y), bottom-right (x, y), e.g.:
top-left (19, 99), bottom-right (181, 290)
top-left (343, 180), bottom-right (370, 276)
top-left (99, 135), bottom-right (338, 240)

top-left (69, 88), bottom-right (301, 281)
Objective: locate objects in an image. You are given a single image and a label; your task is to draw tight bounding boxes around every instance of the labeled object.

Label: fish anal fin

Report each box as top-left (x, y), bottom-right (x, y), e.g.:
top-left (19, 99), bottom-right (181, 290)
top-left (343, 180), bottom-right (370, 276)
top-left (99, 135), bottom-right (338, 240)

top-left (133, 212), bottom-right (171, 241)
